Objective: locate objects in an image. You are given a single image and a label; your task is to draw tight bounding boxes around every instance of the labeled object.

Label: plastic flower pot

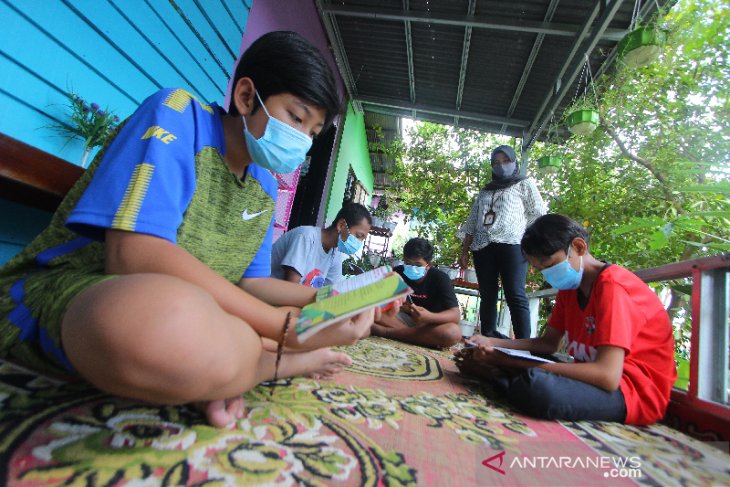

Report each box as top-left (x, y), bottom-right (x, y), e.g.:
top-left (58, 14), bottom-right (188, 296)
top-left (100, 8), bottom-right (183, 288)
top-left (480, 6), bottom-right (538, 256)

top-left (459, 320), bottom-right (476, 338)
top-left (674, 357), bottom-right (689, 391)
top-left (537, 155), bottom-right (562, 174)
top-left (465, 268), bottom-right (478, 283)
top-left (618, 26), bottom-right (666, 68)
top-left (567, 109), bottom-right (600, 135)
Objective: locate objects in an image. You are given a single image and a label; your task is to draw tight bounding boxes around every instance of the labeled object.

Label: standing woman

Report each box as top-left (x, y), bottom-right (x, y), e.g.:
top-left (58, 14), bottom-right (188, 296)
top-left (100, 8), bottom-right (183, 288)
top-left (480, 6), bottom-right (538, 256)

top-left (458, 145), bottom-right (545, 338)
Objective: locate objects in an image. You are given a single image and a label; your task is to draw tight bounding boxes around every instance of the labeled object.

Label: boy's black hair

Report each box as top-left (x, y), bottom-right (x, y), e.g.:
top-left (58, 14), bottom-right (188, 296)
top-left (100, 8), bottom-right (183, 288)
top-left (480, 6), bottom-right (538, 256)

top-left (229, 31), bottom-right (341, 128)
top-left (403, 237), bottom-right (434, 263)
top-left (521, 214), bottom-right (590, 258)
top-left (329, 202), bottom-right (372, 229)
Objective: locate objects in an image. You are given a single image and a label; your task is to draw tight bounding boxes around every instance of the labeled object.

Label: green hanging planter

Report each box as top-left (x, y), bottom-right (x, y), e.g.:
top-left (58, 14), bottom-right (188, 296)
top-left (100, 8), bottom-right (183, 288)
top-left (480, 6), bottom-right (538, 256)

top-left (537, 155), bottom-right (562, 174)
top-left (618, 26), bottom-right (666, 68)
top-left (567, 109), bottom-right (600, 135)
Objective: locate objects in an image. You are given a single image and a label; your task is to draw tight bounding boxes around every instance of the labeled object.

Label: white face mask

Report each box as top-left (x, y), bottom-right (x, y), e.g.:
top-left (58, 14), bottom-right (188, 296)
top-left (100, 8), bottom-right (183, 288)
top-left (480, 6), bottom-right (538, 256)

top-left (242, 91), bottom-right (313, 174)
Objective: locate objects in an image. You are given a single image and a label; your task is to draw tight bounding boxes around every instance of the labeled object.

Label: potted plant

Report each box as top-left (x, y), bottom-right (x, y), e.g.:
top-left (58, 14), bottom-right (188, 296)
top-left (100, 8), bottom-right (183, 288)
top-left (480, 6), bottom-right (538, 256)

top-left (565, 98), bottom-right (600, 136)
top-left (464, 267), bottom-right (478, 284)
top-left (537, 155), bottom-right (562, 173)
top-left (369, 199), bottom-right (395, 231)
top-left (535, 123), bottom-right (564, 174)
top-left (47, 91), bottom-right (120, 168)
top-left (618, 24), bottom-right (666, 68)
top-left (674, 357), bottom-right (689, 391)
top-left (369, 204), bottom-right (386, 228)
top-left (458, 302), bottom-right (476, 338)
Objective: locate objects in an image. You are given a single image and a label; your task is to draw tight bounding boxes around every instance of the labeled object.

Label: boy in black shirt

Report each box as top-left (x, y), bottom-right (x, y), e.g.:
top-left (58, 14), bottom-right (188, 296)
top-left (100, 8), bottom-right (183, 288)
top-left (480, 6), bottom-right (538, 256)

top-left (372, 238), bottom-right (462, 348)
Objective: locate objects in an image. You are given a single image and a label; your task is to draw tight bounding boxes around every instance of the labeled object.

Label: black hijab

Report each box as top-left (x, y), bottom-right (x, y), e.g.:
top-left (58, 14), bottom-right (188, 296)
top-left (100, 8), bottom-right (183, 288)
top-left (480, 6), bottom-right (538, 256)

top-left (483, 145), bottom-right (527, 190)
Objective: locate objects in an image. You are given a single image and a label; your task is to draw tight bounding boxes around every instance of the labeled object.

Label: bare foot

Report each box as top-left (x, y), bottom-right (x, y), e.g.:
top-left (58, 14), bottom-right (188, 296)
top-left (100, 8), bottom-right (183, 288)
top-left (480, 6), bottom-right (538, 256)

top-left (194, 396), bottom-right (246, 428)
top-left (275, 348), bottom-right (353, 380)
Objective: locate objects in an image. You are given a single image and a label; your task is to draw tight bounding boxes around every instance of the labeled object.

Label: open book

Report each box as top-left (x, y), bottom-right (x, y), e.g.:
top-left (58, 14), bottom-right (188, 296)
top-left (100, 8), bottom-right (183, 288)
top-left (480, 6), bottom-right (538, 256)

top-left (493, 347), bottom-right (556, 364)
top-left (296, 266), bottom-right (412, 342)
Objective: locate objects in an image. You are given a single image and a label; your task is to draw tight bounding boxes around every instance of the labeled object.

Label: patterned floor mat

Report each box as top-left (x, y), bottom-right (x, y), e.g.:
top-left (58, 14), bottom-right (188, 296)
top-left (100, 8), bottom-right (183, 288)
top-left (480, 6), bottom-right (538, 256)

top-left (0, 337), bottom-right (728, 486)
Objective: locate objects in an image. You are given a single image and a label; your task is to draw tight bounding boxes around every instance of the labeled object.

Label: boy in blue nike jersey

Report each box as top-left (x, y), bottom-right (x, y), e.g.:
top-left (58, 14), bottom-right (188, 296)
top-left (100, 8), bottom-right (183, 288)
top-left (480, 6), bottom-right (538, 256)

top-left (0, 31), bottom-right (381, 427)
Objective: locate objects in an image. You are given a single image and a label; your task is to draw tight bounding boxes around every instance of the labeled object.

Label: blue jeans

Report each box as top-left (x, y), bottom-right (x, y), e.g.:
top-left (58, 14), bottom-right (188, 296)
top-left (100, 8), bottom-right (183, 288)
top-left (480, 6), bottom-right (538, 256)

top-left (472, 243), bottom-right (531, 338)
top-left (494, 368), bottom-right (627, 422)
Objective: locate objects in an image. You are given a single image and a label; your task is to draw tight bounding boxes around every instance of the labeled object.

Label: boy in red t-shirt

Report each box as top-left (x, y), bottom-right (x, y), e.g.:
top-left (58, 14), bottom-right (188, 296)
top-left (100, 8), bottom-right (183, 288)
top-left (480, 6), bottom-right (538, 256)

top-left (456, 214), bottom-right (676, 425)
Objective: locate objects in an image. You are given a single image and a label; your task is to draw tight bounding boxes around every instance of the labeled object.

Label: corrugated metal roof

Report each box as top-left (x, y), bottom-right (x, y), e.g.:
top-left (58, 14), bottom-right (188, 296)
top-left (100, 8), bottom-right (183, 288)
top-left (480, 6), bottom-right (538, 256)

top-left (318, 0), bottom-right (673, 147)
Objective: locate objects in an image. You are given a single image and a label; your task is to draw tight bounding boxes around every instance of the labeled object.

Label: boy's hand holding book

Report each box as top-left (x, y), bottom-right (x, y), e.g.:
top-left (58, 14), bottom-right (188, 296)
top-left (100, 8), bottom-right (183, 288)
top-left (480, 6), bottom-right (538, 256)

top-left (295, 266), bottom-right (412, 343)
top-left (294, 307), bottom-right (376, 350)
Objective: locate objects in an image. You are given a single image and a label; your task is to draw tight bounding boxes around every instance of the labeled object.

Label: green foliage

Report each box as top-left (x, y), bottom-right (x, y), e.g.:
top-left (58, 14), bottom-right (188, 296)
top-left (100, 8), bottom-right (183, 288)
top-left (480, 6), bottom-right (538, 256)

top-left (375, 0), bottom-right (727, 360)
top-left (382, 122), bottom-right (511, 265)
top-left (528, 0), bottom-right (729, 357)
top-left (531, 0), bottom-right (730, 271)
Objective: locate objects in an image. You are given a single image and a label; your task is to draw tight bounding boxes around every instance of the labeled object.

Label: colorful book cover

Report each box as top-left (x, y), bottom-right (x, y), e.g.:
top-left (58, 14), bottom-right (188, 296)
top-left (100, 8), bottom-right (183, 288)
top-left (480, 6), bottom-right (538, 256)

top-left (315, 265), bottom-right (392, 301)
top-left (296, 272), bottom-right (412, 342)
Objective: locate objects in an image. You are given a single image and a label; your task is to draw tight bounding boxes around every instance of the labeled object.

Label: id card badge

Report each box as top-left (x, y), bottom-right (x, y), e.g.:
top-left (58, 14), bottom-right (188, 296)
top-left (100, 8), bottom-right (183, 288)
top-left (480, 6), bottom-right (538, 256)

top-left (483, 210), bottom-right (496, 226)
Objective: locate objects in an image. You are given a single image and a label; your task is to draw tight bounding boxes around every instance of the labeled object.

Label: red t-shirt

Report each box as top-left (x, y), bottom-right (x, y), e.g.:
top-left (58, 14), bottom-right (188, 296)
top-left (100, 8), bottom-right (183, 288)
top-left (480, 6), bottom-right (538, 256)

top-left (548, 264), bottom-right (676, 425)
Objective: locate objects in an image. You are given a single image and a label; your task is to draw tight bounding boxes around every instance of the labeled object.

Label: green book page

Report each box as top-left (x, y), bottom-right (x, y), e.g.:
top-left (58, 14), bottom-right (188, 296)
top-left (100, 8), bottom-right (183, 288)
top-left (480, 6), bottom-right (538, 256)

top-left (315, 265), bottom-right (392, 301)
top-left (296, 273), bottom-right (411, 342)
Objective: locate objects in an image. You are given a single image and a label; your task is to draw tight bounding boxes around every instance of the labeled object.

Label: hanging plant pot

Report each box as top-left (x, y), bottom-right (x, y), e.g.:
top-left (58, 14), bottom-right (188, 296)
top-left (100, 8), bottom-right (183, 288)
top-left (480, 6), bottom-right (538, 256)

top-left (618, 26), bottom-right (666, 68)
top-left (537, 155), bottom-right (562, 174)
top-left (567, 109), bottom-right (600, 135)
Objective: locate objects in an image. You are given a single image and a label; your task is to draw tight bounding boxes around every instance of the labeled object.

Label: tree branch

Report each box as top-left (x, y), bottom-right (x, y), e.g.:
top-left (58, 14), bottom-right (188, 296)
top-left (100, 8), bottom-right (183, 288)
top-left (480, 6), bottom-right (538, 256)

top-left (602, 123), bottom-right (684, 215)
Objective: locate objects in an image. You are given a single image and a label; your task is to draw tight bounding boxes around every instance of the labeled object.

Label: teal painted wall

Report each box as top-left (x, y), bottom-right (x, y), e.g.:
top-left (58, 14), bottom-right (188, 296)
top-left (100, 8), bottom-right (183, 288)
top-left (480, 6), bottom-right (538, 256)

top-left (0, 0), bottom-right (249, 163)
top-left (0, 200), bottom-right (51, 265)
top-left (324, 102), bottom-right (374, 224)
top-left (0, 0), bottom-right (250, 265)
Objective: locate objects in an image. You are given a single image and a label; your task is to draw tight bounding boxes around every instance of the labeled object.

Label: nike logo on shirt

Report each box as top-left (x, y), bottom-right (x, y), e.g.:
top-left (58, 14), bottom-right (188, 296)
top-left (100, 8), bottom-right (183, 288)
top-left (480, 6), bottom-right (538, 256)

top-left (241, 209), bottom-right (267, 221)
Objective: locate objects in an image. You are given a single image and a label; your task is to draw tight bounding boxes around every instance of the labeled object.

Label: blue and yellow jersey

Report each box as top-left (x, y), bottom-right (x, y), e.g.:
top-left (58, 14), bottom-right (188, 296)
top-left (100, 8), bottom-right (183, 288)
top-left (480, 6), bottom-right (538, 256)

top-left (0, 88), bottom-right (277, 374)
top-left (67, 88), bottom-right (277, 279)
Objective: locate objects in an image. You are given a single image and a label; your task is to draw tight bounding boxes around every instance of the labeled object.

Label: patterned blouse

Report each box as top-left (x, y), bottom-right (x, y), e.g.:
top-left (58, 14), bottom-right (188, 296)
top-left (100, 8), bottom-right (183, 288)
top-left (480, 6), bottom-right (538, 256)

top-left (463, 178), bottom-right (545, 251)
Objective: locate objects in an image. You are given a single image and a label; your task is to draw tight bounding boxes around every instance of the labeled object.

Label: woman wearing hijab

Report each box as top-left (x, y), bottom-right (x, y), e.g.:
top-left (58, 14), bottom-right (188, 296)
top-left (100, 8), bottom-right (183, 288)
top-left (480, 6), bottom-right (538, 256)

top-left (458, 145), bottom-right (545, 339)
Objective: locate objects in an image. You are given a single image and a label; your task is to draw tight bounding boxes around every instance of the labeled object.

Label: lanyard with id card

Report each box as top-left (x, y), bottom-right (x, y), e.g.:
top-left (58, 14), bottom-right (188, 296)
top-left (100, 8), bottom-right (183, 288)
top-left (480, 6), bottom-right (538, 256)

top-left (483, 190), bottom-right (503, 227)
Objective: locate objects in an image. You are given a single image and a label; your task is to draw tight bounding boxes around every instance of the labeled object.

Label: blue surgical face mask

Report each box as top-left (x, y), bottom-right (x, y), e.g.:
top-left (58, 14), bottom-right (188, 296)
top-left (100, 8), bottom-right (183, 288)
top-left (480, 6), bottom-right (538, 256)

top-left (337, 222), bottom-right (363, 255)
top-left (403, 264), bottom-right (427, 281)
top-left (242, 91), bottom-right (313, 174)
top-left (541, 246), bottom-right (584, 290)
top-left (492, 161), bottom-right (516, 179)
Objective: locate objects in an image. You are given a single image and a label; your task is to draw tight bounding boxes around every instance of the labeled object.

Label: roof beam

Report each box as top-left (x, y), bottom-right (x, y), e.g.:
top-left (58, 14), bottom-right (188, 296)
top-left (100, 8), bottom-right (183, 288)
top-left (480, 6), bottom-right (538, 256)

top-left (403, 0), bottom-right (416, 104)
top-left (499, 0), bottom-right (561, 134)
top-left (316, 0), bottom-right (362, 112)
top-left (358, 96), bottom-right (530, 127)
top-left (320, 5), bottom-right (628, 41)
top-left (454, 0), bottom-right (477, 126)
top-left (524, 0), bottom-right (628, 148)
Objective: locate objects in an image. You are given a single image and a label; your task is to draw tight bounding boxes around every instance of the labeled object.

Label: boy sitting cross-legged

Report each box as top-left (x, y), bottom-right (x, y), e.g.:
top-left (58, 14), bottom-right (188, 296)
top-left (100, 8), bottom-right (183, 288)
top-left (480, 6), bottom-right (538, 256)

top-left (0, 31), bottom-right (381, 428)
top-left (372, 238), bottom-right (462, 349)
top-left (456, 214), bottom-right (676, 425)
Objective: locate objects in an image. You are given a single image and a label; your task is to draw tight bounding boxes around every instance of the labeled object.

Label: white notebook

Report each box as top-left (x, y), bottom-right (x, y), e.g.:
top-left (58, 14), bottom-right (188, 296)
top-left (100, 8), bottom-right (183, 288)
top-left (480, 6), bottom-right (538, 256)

top-left (493, 347), bottom-right (556, 364)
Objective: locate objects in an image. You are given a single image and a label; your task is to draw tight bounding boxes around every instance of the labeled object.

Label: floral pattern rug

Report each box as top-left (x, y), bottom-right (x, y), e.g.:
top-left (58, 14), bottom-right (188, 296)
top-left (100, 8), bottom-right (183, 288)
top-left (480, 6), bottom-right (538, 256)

top-left (0, 337), bottom-right (728, 486)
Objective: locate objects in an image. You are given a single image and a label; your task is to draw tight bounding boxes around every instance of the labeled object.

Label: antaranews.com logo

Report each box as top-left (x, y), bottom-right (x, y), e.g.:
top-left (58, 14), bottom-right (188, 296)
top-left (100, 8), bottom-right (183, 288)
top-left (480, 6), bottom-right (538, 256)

top-left (482, 450), bottom-right (643, 480)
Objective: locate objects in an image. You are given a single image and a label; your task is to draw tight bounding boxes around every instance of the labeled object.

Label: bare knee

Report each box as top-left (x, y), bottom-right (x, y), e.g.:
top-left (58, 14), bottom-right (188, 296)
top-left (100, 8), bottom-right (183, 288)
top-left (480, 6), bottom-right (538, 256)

top-left (433, 323), bottom-right (463, 348)
top-left (62, 274), bottom-right (261, 403)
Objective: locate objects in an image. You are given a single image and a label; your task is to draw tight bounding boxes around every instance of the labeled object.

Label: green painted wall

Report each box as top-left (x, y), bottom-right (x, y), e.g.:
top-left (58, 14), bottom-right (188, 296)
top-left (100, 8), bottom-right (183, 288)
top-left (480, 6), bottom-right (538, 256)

top-left (324, 102), bottom-right (374, 224)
